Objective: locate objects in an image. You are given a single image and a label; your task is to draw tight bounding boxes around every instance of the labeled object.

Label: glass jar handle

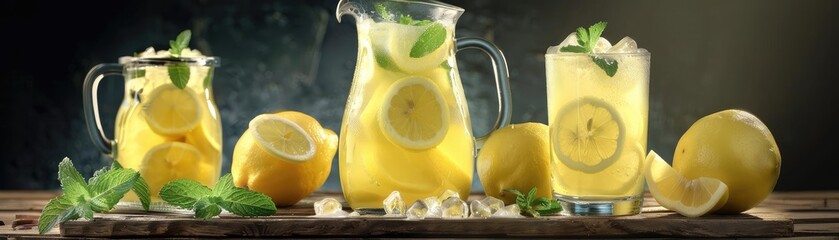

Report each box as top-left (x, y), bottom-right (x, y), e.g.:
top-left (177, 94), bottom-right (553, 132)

top-left (82, 63), bottom-right (123, 155)
top-left (456, 37), bottom-right (512, 147)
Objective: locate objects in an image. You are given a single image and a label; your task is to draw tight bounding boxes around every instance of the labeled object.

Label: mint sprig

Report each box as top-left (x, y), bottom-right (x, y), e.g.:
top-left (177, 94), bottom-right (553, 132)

top-left (159, 174), bottom-right (276, 219)
top-left (374, 3), bottom-right (447, 60)
top-left (167, 29), bottom-right (192, 89)
top-left (38, 158), bottom-right (150, 234)
top-left (504, 187), bottom-right (562, 217)
top-left (559, 21), bottom-right (619, 77)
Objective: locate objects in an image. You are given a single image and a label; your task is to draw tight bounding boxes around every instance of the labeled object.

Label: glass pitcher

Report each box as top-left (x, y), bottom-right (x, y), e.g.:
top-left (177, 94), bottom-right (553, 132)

top-left (83, 56), bottom-right (222, 210)
top-left (336, 0), bottom-right (512, 212)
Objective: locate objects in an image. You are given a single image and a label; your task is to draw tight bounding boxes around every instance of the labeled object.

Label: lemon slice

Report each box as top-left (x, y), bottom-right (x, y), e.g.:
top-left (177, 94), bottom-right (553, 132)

top-left (143, 84), bottom-right (202, 136)
top-left (646, 150), bottom-right (729, 217)
top-left (379, 76), bottom-right (449, 149)
top-left (386, 23), bottom-right (452, 73)
top-left (552, 97), bottom-right (625, 173)
top-left (249, 114), bottom-right (316, 162)
top-left (140, 142), bottom-right (211, 197)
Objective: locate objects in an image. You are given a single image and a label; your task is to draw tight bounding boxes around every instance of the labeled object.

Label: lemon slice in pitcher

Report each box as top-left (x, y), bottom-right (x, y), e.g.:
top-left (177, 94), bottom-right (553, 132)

top-left (552, 97), bottom-right (624, 173)
top-left (140, 142), bottom-right (212, 197)
top-left (143, 84), bottom-right (202, 136)
top-left (646, 150), bottom-right (729, 217)
top-left (379, 76), bottom-right (449, 149)
top-left (249, 114), bottom-right (316, 161)
top-left (388, 23), bottom-right (452, 73)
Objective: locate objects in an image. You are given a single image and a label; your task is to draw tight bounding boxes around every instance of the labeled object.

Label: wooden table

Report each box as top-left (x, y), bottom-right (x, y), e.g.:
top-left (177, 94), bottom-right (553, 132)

top-left (0, 191), bottom-right (837, 238)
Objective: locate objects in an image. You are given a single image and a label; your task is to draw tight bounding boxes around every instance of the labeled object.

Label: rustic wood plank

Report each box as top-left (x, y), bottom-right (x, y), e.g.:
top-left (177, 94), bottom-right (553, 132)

top-left (0, 199), bottom-right (51, 211)
top-left (0, 191), bottom-right (60, 200)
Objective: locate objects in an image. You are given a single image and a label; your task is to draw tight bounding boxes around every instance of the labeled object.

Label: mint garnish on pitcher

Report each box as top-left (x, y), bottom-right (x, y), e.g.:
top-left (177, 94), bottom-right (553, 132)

top-left (559, 21), bottom-right (619, 77)
top-left (167, 29), bottom-right (192, 89)
top-left (375, 3), bottom-right (447, 60)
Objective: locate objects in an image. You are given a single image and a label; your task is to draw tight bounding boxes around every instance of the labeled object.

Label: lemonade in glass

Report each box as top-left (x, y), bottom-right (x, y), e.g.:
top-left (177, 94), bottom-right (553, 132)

top-left (546, 22), bottom-right (650, 216)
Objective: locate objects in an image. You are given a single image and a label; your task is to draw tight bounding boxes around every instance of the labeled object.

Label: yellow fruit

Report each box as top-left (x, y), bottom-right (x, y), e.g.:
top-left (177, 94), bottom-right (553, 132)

top-left (477, 123), bottom-right (552, 205)
top-left (379, 76), bottom-right (449, 150)
top-left (384, 23), bottom-right (452, 73)
top-left (646, 150), bottom-right (729, 217)
top-left (140, 142), bottom-right (214, 198)
top-left (552, 97), bottom-right (625, 173)
top-left (673, 109), bottom-right (781, 213)
top-left (143, 84), bottom-right (202, 136)
top-left (232, 111), bottom-right (338, 206)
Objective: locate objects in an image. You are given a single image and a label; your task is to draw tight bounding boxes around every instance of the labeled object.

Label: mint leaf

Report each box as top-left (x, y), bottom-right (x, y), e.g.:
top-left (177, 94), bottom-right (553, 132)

top-left (203, 67), bottom-right (214, 89)
top-left (58, 157), bottom-right (90, 202)
top-left (212, 174), bottom-right (236, 197)
top-left (410, 23), bottom-right (446, 58)
top-left (412, 20), bottom-right (432, 26)
top-left (587, 21), bottom-right (608, 47)
top-left (169, 29), bottom-right (192, 57)
top-left (398, 15), bottom-right (413, 25)
top-left (133, 176), bottom-right (151, 211)
top-left (575, 27), bottom-right (589, 49)
top-left (374, 49), bottom-right (401, 72)
top-left (592, 56), bottom-right (618, 77)
top-left (159, 179), bottom-right (212, 209)
top-left (534, 197), bottom-right (563, 215)
top-left (75, 200), bottom-right (94, 220)
top-left (215, 188), bottom-right (276, 216)
top-left (375, 4), bottom-right (392, 22)
top-left (38, 195), bottom-right (77, 234)
top-left (559, 45), bottom-right (588, 53)
top-left (168, 62), bottom-right (190, 89)
top-left (111, 160), bottom-right (124, 169)
top-left (193, 197), bottom-right (222, 219)
top-left (504, 187), bottom-right (561, 218)
top-left (88, 168), bottom-right (139, 212)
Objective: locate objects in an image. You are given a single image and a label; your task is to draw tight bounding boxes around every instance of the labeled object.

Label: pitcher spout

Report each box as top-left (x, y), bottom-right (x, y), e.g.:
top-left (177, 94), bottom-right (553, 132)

top-left (336, 0), bottom-right (358, 23)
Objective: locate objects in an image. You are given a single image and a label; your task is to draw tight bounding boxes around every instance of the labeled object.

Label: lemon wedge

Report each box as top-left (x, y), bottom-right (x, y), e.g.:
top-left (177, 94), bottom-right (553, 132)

top-left (379, 76), bottom-right (449, 149)
top-left (140, 142), bottom-right (213, 197)
top-left (143, 84), bottom-right (202, 136)
top-left (646, 150), bottom-right (729, 217)
top-left (249, 114), bottom-right (316, 161)
top-left (552, 97), bottom-right (624, 173)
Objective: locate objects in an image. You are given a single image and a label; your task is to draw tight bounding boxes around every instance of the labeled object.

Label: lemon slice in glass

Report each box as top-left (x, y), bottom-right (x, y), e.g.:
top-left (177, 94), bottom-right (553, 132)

top-left (143, 84), bottom-right (202, 136)
top-left (140, 142), bottom-right (212, 197)
top-left (248, 114), bottom-right (316, 162)
top-left (646, 150), bottom-right (729, 217)
top-left (552, 97), bottom-right (625, 173)
top-left (379, 76), bottom-right (449, 149)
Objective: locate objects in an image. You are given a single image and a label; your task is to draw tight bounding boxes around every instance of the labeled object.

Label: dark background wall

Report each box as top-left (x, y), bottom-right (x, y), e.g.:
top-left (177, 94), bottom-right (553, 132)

top-left (1, 0), bottom-right (836, 191)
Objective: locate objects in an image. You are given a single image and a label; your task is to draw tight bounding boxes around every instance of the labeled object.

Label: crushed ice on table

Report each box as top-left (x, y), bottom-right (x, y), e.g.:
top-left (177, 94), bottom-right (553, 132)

top-left (406, 200), bottom-right (429, 220)
top-left (383, 191), bottom-right (406, 216)
top-left (441, 196), bottom-right (469, 219)
top-left (314, 198), bottom-right (349, 217)
top-left (423, 196), bottom-right (442, 218)
top-left (492, 204), bottom-right (524, 218)
top-left (348, 211), bottom-right (361, 217)
top-left (470, 200), bottom-right (491, 218)
top-left (480, 196), bottom-right (505, 214)
top-left (437, 189), bottom-right (460, 201)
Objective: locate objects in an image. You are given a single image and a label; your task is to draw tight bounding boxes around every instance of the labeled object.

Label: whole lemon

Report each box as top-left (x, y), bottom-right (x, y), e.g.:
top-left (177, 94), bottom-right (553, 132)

top-left (673, 109), bottom-right (781, 213)
top-left (477, 123), bottom-right (552, 205)
top-left (232, 111), bottom-right (338, 206)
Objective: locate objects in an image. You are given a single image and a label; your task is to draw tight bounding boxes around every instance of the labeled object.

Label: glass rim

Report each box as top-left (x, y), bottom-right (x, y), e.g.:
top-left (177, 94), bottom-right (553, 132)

top-left (388, 0), bottom-right (464, 12)
top-left (545, 49), bottom-right (650, 58)
top-left (118, 56), bottom-right (221, 66)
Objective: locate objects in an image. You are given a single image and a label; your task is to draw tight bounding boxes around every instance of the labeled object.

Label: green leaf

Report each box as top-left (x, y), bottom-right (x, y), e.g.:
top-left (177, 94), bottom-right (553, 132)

top-left (559, 45), bottom-right (588, 53)
top-left (575, 27), bottom-right (588, 49)
top-left (168, 62), bottom-right (190, 89)
top-left (592, 56), bottom-right (619, 77)
top-left (75, 200), bottom-right (94, 220)
top-left (38, 195), bottom-right (78, 234)
top-left (215, 188), bottom-right (276, 217)
top-left (193, 198), bottom-right (222, 219)
top-left (159, 179), bottom-right (212, 209)
top-left (398, 14), bottom-right (413, 25)
top-left (587, 21), bottom-right (608, 47)
top-left (526, 188), bottom-right (537, 203)
top-left (169, 30), bottom-right (192, 57)
top-left (203, 67), bottom-right (214, 89)
top-left (111, 160), bottom-right (124, 169)
top-left (132, 175), bottom-right (151, 211)
top-left (58, 158), bottom-right (90, 201)
top-left (440, 60), bottom-right (452, 71)
top-left (410, 23), bottom-right (446, 58)
top-left (412, 20), bottom-right (432, 26)
top-left (88, 168), bottom-right (139, 212)
top-left (374, 49), bottom-right (401, 72)
top-left (534, 198), bottom-right (563, 215)
top-left (212, 174), bottom-right (236, 197)
top-left (375, 4), bottom-right (392, 21)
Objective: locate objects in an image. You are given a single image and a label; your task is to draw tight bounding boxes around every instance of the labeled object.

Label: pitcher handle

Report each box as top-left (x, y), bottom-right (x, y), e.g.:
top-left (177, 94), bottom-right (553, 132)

top-left (82, 63), bottom-right (123, 155)
top-left (456, 37), bottom-right (512, 147)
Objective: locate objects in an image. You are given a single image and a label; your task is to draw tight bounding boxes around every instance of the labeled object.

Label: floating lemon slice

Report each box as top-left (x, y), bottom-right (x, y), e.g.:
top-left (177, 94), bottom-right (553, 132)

top-left (379, 76), bottom-right (449, 149)
top-left (143, 84), bottom-right (202, 136)
top-left (387, 23), bottom-right (452, 73)
top-left (248, 114), bottom-right (316, 162)
top-left (140, 142), bottom-right (211, 197)
top-left (552, 97), bottom-right (624, 173)
top-left (646, 150), bottom-right (729, 217)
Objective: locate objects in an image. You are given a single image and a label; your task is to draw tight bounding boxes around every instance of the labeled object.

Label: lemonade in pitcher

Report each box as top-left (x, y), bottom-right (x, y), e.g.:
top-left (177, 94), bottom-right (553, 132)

top-left (546, 22), bottom-right (650, 215)
top-left (337, 0), bottom-right (511, 212)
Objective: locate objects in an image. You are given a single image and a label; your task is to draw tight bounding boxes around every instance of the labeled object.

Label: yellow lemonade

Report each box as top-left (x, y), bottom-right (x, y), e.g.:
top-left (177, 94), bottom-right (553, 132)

top-left (114, 63), bottom-right (222, 201)
top-left (339, 19), bottom-right (474, 210)
top-left (546, 33), bottom-right (650, 215)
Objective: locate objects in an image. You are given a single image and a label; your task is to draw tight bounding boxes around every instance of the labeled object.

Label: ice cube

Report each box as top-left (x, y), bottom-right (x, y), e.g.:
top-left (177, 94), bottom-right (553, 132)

top-left (348, 211), bottom-right (361, 217)
top-left (479, 196), bottom-right (505, 214)
top-left (557, 33), bottom-right (579, 48)
top-left (438, 189), bottom-right (461, 201)
top-left (470, 200), bottom-right (491, 218)
top-left (607, 36), bottom-right (638, 53)
top-left (314, 198), bottom-right (348, 217)
top-left (441, 196), bottom-right (469, 219)
top-left (492, 204), bottom-right (524, 218)
top-left (592, 37), bottom-right (612, 53)
top-left (422, 196), bottom-right (442, 218)
top-left (406, 200), bottom-right (429, 220)
top-left (383, 191), bottom-right (406, 216)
